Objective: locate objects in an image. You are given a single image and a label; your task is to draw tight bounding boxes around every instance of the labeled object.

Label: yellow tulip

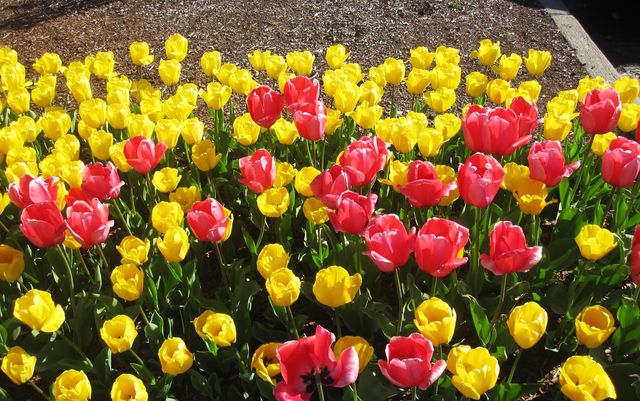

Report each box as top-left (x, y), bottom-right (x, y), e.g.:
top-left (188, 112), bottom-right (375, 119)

top-left (436, 165), bottom-right (459, 206)
top-left (591, 132), bottom-right (617, 156)
top-left (313, 265), bottom-right (362, 308)
top-left (507, 301), bottom-right (547, 349)
top-left (13, 289), bottom-right (65, 332)
top-left (158, 59), bottom-right (181, 86)
top-left (257, 187), bottom-right (290, 218)
top-left (558, 356), bottom-right (616, 401)
top-left (110, 374), bottom-right (148, 401)
top-left (325, 108), bottom-right (344, 135)
top-left (617, 103), bottom-right (640, 132)
top-left (201, 51), bottom-right (222, 77)
top-left (169, 186), bottom-right (201, 212)
top-left (157, 226), bottom-right (190, 263)
top-left (193, 310), bottom-right (237, 347)
top-left (0, 193), bottom-right (9, 216)
top-left (1, 346), bottom-right (36, 385)
top-left (229, 68), bottom-right (258, 96)
top-left (323, 69), bottom-right (349, 97)
top-left (215, 63), bottom-right (238, 85)
top-left (326, 44), bottom-right (350, 69)
top-left (140, 97), bottom-right (164, 122)
top-left (340, 63), bottom-right (366, 84)
top-left (501, 163), bottom-right (530, 192)
top-left (348, 104), bottom-right (383, 130)
top-left (278, 71), bottom-right (297, 93)
top-left (575, 305), bottom-right (616, 348)
top-left (417, 127), bottom-right (444, 157)
top-left (151, 202), bottom-right (183, 233)
top-left (524, 49), bottom-right (552, 77)
top-left (31, 75), bottom-right (56, 105)
top-left (79, 98), bottom-right (107, 128)
top-left (303, 197), bottom-right (329, 225)
top-left (116, 236), bottom-right (150, 266)
top-left (40, 108), bottom-right (71, 140)
top-left (409, 46), bottom-right (435, 69)
top-left (247, 49), bottom-right (270, 72)
top-left (359, 80), bottom-right (384, 106)
top-left (334, 81), bottom-right (361, 114)
top-left (379, 159), bottom-right (409, 192)
top-left (251, 343), bottom-right (282, 385)
top-left (430, 63), bottom-right (462, 90)
top-left (466, 71), bottom-right (488, 98)
top-left (434, 113), bottom-right (461, 140)
top-left (111, 264), bottom-right (144, 302)
top-left (424, 87), bottom-right (456, 113)
top-left (32, 52), bottom-right (62, 75)
top-left (577, 75), bottom-right (610, 103)
top-left (613, 75), bottom-right (639, 104)
top-left (109, 141), bottom-right (133, 172)
top-left (200, 82), bottom-right (232, 110)
top-left (368, 65), bottom-right (387, 88)
top-left (129, 41), bottom-right (154, 66)
top-left (435, 45), bottom-right (461, 66)
top-left (333, 336), bottom-right (374, 373)
top-left (5, 161), bottom-right (38, 183)
top-left (543, 112), bottom-right (575, 141)
top-left (274, 162), bottom-right (297, 188)
top-left (232, 113), bottom-right (261, 146)
top-left (163, 95), bottom-right (194, 122)
top-left (513, 178), bottom-right (557, 216)
top-left (158, 337), bottom-right (193, 375)
top-left (107, 103), bottom-right (131, 129)
top-left (265, 54), bottom-right (287, 80)
top-left (414, 297), bottom-right (456, 346)
top-left (486, 78), bottom-right (511, 105)
top-left (191, 140), bottom-right (222, 171)
top-left (271, 118), bottom-right (298, 145)
top-left (0, 244), bottom-right (24, 283)
top-left (155, 118), bottom-right (182, 148)
top-left (286, 50), bottom-right (314, 76)
top-left (492, 53), bottom-right (522, 81)
top-left (448, 346), bottom-right (499, 400)
top-left (165, 33), bottom-right (188, 61)
top-left (294, 166), bottom-right (321, 197)
top-left (518, 80), bottom-right (542, 102)
top-left (87, 51), bottom-right (115, 79)
top-left (383, 57), bottom-right (405, 85)
top-left (67, 76), bottom-right (93, 103)
top-left (406, 68), bottom-right (432, 95)
top-left (470, 39), bottom-right (501, 66)
top-left (53, 369), bottom-right (92, 401)
top-left (575, 225), bottom-right (617, 261)
top-left (100, 315), bottom-right (138, 353)
top-left (88, 130), bottom-right (114, 160)
top-left (128, 114), bottom-right (155, 139)
top-left (152, 167), bottom-right (182, 193)
top-left (257, 244), bottom-right (289, 279)
top-left (266, 267), bottom-right (301, 306)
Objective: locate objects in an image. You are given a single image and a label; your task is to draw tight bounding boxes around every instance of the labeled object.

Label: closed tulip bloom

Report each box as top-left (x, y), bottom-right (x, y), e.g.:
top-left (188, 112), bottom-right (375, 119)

top-left (40, 109), bottom-right (71, 140)
top-left (507, 302), bottom-right (548, 349)
top-left (424, 87), bottom-right (456, 113)
top-left (575, 305), bottom-right (616, 348)
top-left (486, 78), bottom-right (510, 105)
top-left (617, 103), bottom-right (640, 132)
top-left (328, 191), bottom-right (377, 235)
top-left (414, 218), bottom-right (469, 277)
top-left (1, 346), bottom-right (36, 385)
top-left (408, 46), bottom-right (435, 69)
top-left (124, 136), bottom-right (167, 174)
top-left (398, 160), bottom-right (456, 208)
top-left (334, 336), bottom-right (374, 373)
top-left (247, 85), bottom-right (284, 129)
top-left (180, 118), bottom-right (204, 144)
top-left (169, 186), bottom-right (201, 212)
top-left (155, 118), bottom-right (181, 149)
top-left (310, 165), bottom-right (350, 209)
top-left (116, 236), bottom-right (150, 266)
top-left (193, 310), bottom-right (237, 346)
top-left (158, 337), bottom-right (193, 375)
top-left (82, 161), bottom-right (124, 201)
top-left (466, 71), bottom-right (489, 98)
top-left (414, 297), bottom-right (457, 346)
top-left (463, 105), bottom-right (530, 156)
top-left (435, 165), bottom-right (460, 206)
top-left (271, 118), bottom-right (299, 145)
top-left (293, 101), bottom-right (327, 141)
top-left (7, 88), bottom-right (30, 114)
top-left (480, 221), bottom-right (542, 275)
top-left (313, 265), bottom-right (362, 308)
top-left (66, 199), bottom-right (114, 249)
top-left (524, 49), bottom-right (552, 77)
top-left (247, 49), bottom-right (270, 71)
top-left (359, 80), bottom-right (384, 106)
top-left (378, 333), bottom-right (445, 390)
top-left (229, 68), bottom-right (259, 95)
top-left (303, 197), bottom-right (329, 225)
top-left (200, 50), bottom-right (221, 77)
top-left (111, 264), bottom-right (144, 301)
top-left (152, 167), bottom-right (181, 193)
top-left (164, 33), bottom-right (188, 61)
top-left (602, 137), bottom-right (640, 188)
top-left (187, 198), bottom-right (233, 243)
top-left (14, 289), bottom-right (65, 332)
top-left (348, 104), bottom-right (383, 130)
top-left (100, 315), bottom-right (138, 353)
top-left (9, 174), bottom-right (59, 208)
top-left (383, 57), bottom-right (405, 85)
top-left (0, 245), bottom-right (24, 283)
top-left (512, 178), bottom-right (557, 216)
top-left (274, 162), bottom-right (297, 187)
top-left (613, 75), bottom-right (639, 104)
top-left (157, 226), bottom-right (190, 263)
top-left (286, 50), bottom-right (314, 76)
top-left (591, 132), bottom-right (618, 156)
top-left (257, 243), bottom-right (289, 279)
top-left (334, 81), bottom-right (361, 113)
top-left (492, 53), bottom-right (522, 81)
top-left (53, 369), bottom-right (92, 401)
top-left (448, 346), bottom-right (499, 400)
top-left (238, 149), bottom-right (276, 193)
top-left (158, 59), bottom-right (181, 86)
top-left (528, 141), bottom-right (580, 187)
top-left (20, 201), bottom-right (66, 248)
top-left (559, 356), bottom-right (616, 401)
top-left (33, 52), bottom-right (62, 75)
top-left (266, 267), bottom-right (301, 306)
top-left (632, 225), bottom-right (640, 285)
top-left (88, 130), bottom-right (114, 160)
top-left (326, 44), bottom-right (350, 69)
top-left (200, 82), bottom-right (231, 110)
top-left (79, 98), bottom-right (107, 129)
top-left (191, 140), bottom-right (222, 172)
top-left (362, 214), bottom-right (416, 272)
top-left (232, 113), bottom-right (261, 146)
top-left (575, 224), bottom-right (617, 261)
top-left (430, 63), bottom-right (461, 90)
top-left (129, 41), bottom-right (153, 65)
top-left (341, 63), bottom-right (366, 84)
top-left (151, 201), bottom-right (183, 233)
top-left (257, 187), bottom-right (290, 218)
top-left (251, 342), bottom-right (282, 385)
top-left (406, 68), bottom-right (432, 95)
top-left (111, 374), bottom-right (148, 401)
top-left (581, 88), bottom-right (622, 134)
top-left (543, 112), bottom-right (575, 141)
top-left (470, 39), bottom-right (501, 66)
top-left (339, 136), bottom-right (389, 187)
top-left (457, 153), bottom-right (505, 208)
top-left (294, 166), bottom-right (321, 197)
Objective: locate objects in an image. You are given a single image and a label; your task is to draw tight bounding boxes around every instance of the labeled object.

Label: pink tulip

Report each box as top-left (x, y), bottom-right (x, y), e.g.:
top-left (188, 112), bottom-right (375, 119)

top-left (187, 198), bottom-right (232, 243)
top-left (581, 88), bottom-right (621, 134)
top-left (480, 221), bottom-right (542, 275)
top-left (247, 85), bottom-right (284, 129)
top-left (81, 162), bottom-right (125, 201)
top-left (9, 174), bottom-right (59, 209)
top-left (284, 76), bottom-right (320, 112)
top-left (509, 96), bottom-right (540, 138)
top-left (124, 135), bottom-right (168, 174)
top-left (457, 153), bottom-right (505, 208)
top-left (363, 214), bottom-right (416, 272)
top-left (414, 218), bottom-right (470, 277)
top-left (338, 136), bottom-right (389, 187)
top-left (274, 325), bottom-right (359, 401)
top-left (378, 333), bottom-right (446, 390)
top-left (528, 141), bottom-right (580, 187)
top-left (293, 101), bottom-right (327, 141)
top-left (398, 160), bottom-right (456, 208)
top-left (20, 201), bottom-right (66, 248)
top-left (327, 191), bottom-right (377, 235)
top-left (602, 137), bottom-right (640, 188)
top-left (66, 198), bottom-right (114, 249)
top-left (462, 105), bottom-right (531, 156)
top-left (310, 165), bottom-right (350, 209)
top-left (238, 149), bottom-right (276, 193)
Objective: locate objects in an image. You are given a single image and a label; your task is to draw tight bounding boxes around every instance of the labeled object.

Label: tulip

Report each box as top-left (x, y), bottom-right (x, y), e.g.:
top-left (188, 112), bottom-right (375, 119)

top-left (164, 33), bottom-right (188, 61)
top-left (303, 197), bottom-right (329, 225)
top-left (187, 198), bottom-right (233, 243)
top-left (246, 85), bottom-right (284, 129)
top-left (247, 49), bottom-right (269, 71)
top-left (152, 167), bottom-right (181, 193)
top-left (333, 81), bottom-right (361, 113)
top-left (333, 336), bottom-right (373, 374)
top-left (266, 267), bottom-right (301, 307)
top-left (383, 58), bottom-right (405, 85)
top-left (328, 191), bottom-right (377, 235)
top-left (466, 71), bottom-right (489, 98)
top-left (232, 113), bottom-right (261, 146)
top-left (238, 149), bottom-right (276, 193)
top-left (338, 136), bottom-right (389, 187)
top-left (284, 76), bottom-right (320, 111)
top-left (613, 75), bottom-right (639, 104)
top-left (8, 174), bottom-right (59, 208)
top-left (360, 80), bottom-right (384, 106)
top-left (151, 201), bottom-right (183, 234)
top-left (7, 88), bottom-right (30, 114)
top-left (349, 104), bottom-right (383, 130)
top-left (480, 221), bottom-right (542, 275)
top-left (251, 343), bottom-right (282, 385)
top-left (524, 49), bottom-right (552, 77)
top-left (88, 130), bottom-right (114, 160)
top-left (229, 68), bottom-right (259, 95)
top-left (294, 166), bottom-right (321, 197)
top-left (528, 141), bottom-right (580, 187)
top-left (111, 374), bottom-right (148, 401)
top-left (274, 325), bottom-right (359, 401)
top-left (200, 82), bottom-right (231, 110)
top-left (200, 50), bottom-right (221, 77)
top-left (158, 337), bottom-right (193, 375)
top-left (379, 160), bottom-right (410, 193)
top-left (293, 100), bottom-right (327, 141)
top-left (510, 96), bottom-right (540, 137)
top-left (575, 305), bottom-right (616, 348)
top-left (581, 88), bottom-right (622, 134)
top-left (271, 118), bottom-right (299, 145)
top-left (406, 68), bottom-right (432, 95)
top-left (53, 369), bottom-right (92, 401)
top-left (575, 224), bottom-right (617, 261)
top-left (492, 53), bottom-right (522, 81)
top-left (457, 153), bottom-right (505, 208)
top-left (463, 105), bottom-right (531, 156)
top-left (0, 245), bottom-right (24, 283)
top-left (313, 265), bottom-right (362, 308)
top-left (486, 78), bottom-right (510, 104)
top-left (1, 346), bottom-right (36, 385)
top-left (408, 46), bottom-right (435, 69)
top-left (470, 39), bottom-right (501, 66)
top-left (430, 63), bottom-right (461, 90)
top-left (326, 44), bottom-right (350, 69)
top-left (33, 52), bottom-right (62, 75)
top-left (310, 165), bottom-right (350, 209)
top-left (111, 264), bottom-right (144, 301)
top-left (81, 161), bottom-right (124, 201)
top-left (193, 310), bottom-right (237, 347)
top-left (632, 226), bottom-right (640, 285)
top-left (13, 289), bottom-right (65, 332)
top-left (274, 162), bottom-right (297, 187)
top-left (363, 214), bottom-right (416, 272)
top-left (20, 201), bottom-right (66, 248)
top-left (601, 136), bottom-right (640, 188)
top-left (257, 187), bottom-right (290, 218)
top-left (414, 218), bottom-right (469, 277)
top-left (191, 140), bottom-right (222, 172)
top-left (414, 297), bottom-right (456, 346)
top-left (507, 302), bottom-right (548, 349)
top-left (398, 160), bottom-right (456, 208)
top-left (512, 177), bottom-right (557, 215)
top-left (448, 346), bottom-right (499, 400)
top-left (155, 118), bottom-right (181, 148)
top-left (286, 50), bottom-right (314, 76)
top-left (558, 356), bottom-right (616, 401)
top-left (66, 198), bottom-right (114, 249)
top-left (123, 135), bottom-right (167, 174)
top-left (617, 103), bottom-right (640, 132)
top-left (378, 333), bottom-right (446, 389)
top-left (257, 243), bottom-right (289, 279)
top-left (157, 226), bottom-right (190, 263)
top-left (424, 87), bottom-right (456, 113)
top-left (129, 41), bottom-right (153, 65)
top-left (169, 186), bottom-right (201, 213)
top-left (116, 236), bottom-right (150, 266)
top-left (158, 59), bottom-right (181, 86)
top-left (79, 98), bottom-right (107, 128)
top-left (100, 315), bottom-right (138, 353)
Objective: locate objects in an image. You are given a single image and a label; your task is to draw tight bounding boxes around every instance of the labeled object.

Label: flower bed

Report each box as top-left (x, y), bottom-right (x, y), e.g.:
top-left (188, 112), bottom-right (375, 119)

top-left (0, 35), bottom-right (638, 401)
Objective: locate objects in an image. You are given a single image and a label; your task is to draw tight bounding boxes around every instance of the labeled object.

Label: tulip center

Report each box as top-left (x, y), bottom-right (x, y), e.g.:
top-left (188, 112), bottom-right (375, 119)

top-left (301, 366), bottom-right (333, 393)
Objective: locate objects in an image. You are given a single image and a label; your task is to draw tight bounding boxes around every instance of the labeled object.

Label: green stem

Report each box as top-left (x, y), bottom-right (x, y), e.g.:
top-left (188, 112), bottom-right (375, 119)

top-left (431, 277), bottom-right (438, 297)
top-left (317, 225), bottom-right (324, 265)
top-left (507, 349), bottom-right (522, 384)
top-left (351, 383), bottom-right (358, 401)
top-left (56, 245), bottom-right (75, 313)
top-left (138, 304), bottom-right (151, 325)
top-left (28, 381), bottom-right (53, 401)
top-left (113, 201), bottom-right (133, 236)
top-left (315, 374), bottom-right (326, 401)
top-left (0, 220), bottom-right (9, 233)
top-left (96, 245), bottom-right (111, 277)
top-left (470, 206), bottom-right (484, 295)
top-left (334, 308), bottom-right (342, 339)
top-left (394, 269), bottom-right (403, 335)
top-left (491, 274), bottom-right (508, 324)
top-left (57, 332), bottom-right (93, 369)
top-left (75, 250), bottom-right (92, 278)
top-left (129, 348), bottom-right (145, 366)
top-left (286, 306), bottom-right (299, 339)
top-left (411, 386), bottom-right (417, 401)
top-left (621, 181), bottom-right (640, 230)
top-left (256, 216), bottom-right (266, 249)
top-left (530, 214), bottom-right (539, 246)
top-left (214, 242), bottom-right (231, 293)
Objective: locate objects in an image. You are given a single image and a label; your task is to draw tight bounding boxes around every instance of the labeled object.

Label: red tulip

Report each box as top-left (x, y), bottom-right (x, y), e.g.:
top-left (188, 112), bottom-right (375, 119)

top-left (338, 136), bottom-right (389, 187)
top-left (19, 201), bottom-right (66, 248)
top-left (509, 96), bottom-right (540, 138)
top-left (631, 225), bottom-right (640, 285)
top-left (528, 141), bottom-right (580, 187)
top-left (580, 88), bottom-right (621, 134)
top-left (9, 174), bottom-right (59, 209)
top-left (398, 160), bottom-right (456, 208)
top-left (274, 325), bottom-right (359, 401)
top-left (363, 214), bottom-right (416, 272)
top-left (480, 221), bottom-right (542, 275)
top-left (65, 188), bottom-right (92, 206)
top-left (457, 153), bottom-right (505, 208)
top-left (247, 85), bottom-right (284, 129)
top-left (124, 135), bottom-right (168, 174)
top-left (414, 218), bottom-right (469, 277)
top-left (293, 101), bottom-right (327, 141)
top-left (602, 137), bottom-right (640, 188)
top-left (462, 105), bottom-right (531, 156)
top-left (310, 165), bottom-right (350, 209)
top-left (238, 149), bottom-right (276, 193)
top-left (187, 198), bottom-right (232, 243)
top-left (81, 162), bottom-right (124, 201)
top-left (65, 199), bottom-right (114, 249)
top-left (378, 333), bottom-right (446, 390)
top-left (284, 76), bottom-right (320, 112)
top-left (327, 191), bottom-right (377, 235)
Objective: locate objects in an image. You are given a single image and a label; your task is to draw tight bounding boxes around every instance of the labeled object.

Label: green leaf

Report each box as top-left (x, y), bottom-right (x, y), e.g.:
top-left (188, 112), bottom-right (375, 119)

top-left (190, 370), bottom-right (214, 398)
top-left (241, 226), bottom-right (257, 255)
top-left (463, 294), bottom-right (491, 346)
top-left (131, 362), bottom-right (156, 384)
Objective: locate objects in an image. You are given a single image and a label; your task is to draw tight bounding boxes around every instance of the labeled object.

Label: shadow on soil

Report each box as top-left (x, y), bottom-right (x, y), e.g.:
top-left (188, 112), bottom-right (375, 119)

top-left (0, 0), bottom-right (116, 30)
